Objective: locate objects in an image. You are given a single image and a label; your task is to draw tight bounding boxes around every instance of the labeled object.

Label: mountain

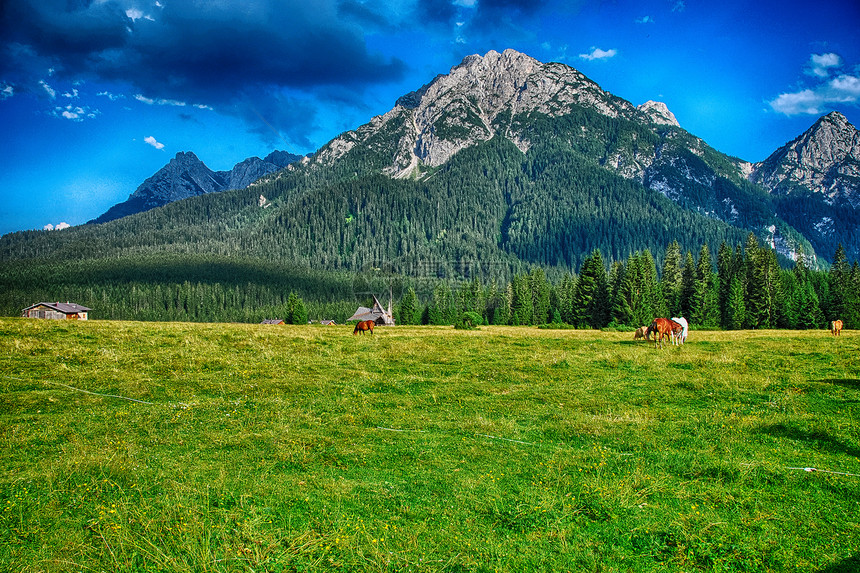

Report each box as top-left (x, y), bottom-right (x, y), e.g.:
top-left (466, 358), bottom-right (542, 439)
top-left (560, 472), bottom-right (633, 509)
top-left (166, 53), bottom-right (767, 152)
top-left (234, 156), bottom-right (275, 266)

top-left (281, 49), bottom-right (817, 264)
top-left (749, 111), bottom-right (860, 260)
top-left (89, 150), bottom-right (301, 224)
top-left (5, 49), bottom-right (858, 278)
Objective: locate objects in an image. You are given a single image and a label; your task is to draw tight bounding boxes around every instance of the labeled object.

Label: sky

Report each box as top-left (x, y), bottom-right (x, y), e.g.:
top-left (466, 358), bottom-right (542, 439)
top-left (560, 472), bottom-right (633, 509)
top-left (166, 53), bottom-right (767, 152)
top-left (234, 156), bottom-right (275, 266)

top-left (1, 0), bottom-right (858, 236)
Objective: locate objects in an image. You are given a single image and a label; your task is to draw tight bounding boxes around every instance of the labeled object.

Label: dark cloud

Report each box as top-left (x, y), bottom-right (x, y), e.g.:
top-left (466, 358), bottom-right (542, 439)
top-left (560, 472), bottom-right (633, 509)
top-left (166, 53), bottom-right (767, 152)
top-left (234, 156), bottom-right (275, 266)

top-left (0, 0), bottom-right (408, 146)
top-left (416, 0), bottom-right (460, 26)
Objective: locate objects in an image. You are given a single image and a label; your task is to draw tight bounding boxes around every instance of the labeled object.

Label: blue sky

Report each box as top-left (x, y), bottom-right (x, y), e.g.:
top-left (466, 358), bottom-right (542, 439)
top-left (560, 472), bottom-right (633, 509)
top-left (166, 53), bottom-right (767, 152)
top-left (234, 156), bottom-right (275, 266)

top-left (1, 0), bottom-right (858, 235)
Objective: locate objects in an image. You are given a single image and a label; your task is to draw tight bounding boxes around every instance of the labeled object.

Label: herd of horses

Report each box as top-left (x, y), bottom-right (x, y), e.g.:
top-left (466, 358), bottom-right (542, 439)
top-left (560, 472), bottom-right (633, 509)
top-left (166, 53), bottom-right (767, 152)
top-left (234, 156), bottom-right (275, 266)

top-left (353, 317), bottom-right (846, 340)
top-left (635, 317), bottom-right (689, 349)
top-left (633, 316), bottom-right (845, 348)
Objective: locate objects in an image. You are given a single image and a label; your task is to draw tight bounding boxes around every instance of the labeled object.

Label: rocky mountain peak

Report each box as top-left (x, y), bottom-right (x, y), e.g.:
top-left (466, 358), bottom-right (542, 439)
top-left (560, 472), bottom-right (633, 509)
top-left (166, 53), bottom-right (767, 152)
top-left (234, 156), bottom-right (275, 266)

top-left (750, 110), bottom-right (860, 205)
top-left (638, 100), bottom-right (680, 127)
top-left (318, 49), bottom-right (640, 177)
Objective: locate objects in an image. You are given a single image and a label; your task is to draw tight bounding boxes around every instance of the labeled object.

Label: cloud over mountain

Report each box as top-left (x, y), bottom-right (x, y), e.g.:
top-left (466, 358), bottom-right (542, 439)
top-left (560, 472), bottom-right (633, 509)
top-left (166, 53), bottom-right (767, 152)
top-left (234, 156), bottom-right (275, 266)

top-left (769, 52), bottom-right (860, 116)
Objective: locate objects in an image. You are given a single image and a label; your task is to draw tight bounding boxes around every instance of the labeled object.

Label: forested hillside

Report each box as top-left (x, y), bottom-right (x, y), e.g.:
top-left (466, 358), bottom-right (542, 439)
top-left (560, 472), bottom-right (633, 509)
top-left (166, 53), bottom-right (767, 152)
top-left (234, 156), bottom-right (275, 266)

top-left (3, 51), bottom-right (858, 327)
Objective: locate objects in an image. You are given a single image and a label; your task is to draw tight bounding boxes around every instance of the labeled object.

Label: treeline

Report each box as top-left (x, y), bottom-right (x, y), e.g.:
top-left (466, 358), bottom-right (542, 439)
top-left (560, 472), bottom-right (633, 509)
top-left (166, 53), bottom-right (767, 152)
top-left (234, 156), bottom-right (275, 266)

top-left (397, 237), bottom-right (860, 331)
top-left (3, 237), bottom-right (857, 329)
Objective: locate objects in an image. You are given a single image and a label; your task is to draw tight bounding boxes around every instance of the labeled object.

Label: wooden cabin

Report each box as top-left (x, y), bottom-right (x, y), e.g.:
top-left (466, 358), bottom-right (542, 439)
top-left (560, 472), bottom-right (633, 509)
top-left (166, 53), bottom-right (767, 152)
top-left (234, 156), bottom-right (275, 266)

top-left (22, 302), bottom-right (91, 320)
top-left (348, 294), bottom-right (395, 326)
top-left (261, 319), bottom-right (285, 325)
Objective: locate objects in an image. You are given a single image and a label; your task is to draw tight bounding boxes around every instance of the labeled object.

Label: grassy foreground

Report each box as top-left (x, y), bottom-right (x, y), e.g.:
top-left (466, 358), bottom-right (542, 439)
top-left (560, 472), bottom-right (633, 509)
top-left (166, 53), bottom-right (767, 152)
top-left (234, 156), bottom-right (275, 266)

top-left (0, 318), bottom-right (858, 572)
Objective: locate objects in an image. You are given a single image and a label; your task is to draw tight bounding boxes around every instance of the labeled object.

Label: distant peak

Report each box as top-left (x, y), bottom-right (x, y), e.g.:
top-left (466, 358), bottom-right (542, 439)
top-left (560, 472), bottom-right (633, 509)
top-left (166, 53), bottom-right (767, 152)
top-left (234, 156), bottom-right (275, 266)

top-left (638, 100), bottom-right (680, 127)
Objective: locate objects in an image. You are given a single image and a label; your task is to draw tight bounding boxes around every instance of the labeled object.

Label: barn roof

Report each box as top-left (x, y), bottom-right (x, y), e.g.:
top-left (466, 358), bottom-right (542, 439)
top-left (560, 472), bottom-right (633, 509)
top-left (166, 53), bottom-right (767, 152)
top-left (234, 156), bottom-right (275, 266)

top-left (22, 302), bottom-right (92, 314)
top-left (348, 294), bottom-right (395, 325)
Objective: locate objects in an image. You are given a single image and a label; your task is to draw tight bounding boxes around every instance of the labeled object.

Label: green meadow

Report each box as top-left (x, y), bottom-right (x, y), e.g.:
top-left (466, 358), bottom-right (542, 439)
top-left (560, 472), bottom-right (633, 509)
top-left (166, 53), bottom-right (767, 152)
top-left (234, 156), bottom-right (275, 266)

top-left (1, 318), bottom-right (858, 572)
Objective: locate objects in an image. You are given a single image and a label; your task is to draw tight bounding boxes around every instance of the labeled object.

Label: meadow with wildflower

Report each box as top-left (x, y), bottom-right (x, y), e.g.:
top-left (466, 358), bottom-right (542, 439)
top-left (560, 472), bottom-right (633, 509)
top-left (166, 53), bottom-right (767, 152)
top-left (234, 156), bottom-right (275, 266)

top-left (0, 318), bottom-right (858, 572)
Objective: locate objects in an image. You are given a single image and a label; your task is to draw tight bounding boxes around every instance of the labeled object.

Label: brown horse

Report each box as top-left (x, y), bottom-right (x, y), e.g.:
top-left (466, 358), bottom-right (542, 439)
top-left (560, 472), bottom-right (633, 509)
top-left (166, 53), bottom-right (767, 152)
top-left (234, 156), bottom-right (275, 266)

top-left (634, 326), bottom-right (648, 341)
top-left (645, 318), bottom-right (682, 349)
top-left (353, 319), bottom-right (375, 335)
top-left (831, 319), bottom-right (843, 336)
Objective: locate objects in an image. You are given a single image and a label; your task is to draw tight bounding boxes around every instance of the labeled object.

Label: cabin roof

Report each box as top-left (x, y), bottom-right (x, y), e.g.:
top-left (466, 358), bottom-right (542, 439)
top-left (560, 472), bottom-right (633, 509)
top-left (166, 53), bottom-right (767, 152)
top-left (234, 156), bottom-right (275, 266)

top-left (22, 302), bottom-right (92, 314)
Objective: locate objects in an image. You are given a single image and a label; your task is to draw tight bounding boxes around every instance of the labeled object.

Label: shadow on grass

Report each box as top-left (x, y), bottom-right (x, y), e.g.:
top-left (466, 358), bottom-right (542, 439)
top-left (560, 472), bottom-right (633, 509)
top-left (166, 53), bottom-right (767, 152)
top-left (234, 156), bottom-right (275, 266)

top-left (817, 555), bottom-right (859, 573)
top-left (817, 378), bottom-right (860, 390)
top-left (757, 423), bottom-right (860, 458)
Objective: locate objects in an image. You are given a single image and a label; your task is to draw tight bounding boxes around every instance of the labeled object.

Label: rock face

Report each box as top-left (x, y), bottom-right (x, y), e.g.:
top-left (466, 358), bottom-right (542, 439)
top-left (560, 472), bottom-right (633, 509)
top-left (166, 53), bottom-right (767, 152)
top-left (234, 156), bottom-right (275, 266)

top-left (315, 49), bottom-right (676, 178)
top-left (91, 150), bottom-right (301, 224)
top-left (637, 100), bottom-right (680, 127)
top-left (748, 112), bottom-right (860, 261)
top-left (750, 111), bottom-right (860, 206)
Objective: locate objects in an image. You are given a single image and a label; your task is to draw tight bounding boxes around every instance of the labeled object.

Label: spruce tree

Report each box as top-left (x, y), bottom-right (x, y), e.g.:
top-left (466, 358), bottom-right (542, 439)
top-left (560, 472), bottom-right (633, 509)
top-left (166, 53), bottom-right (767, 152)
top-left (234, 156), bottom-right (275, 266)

top-left (726, 275), bottom-right (746, 330)
top-left (398, 286), bottom-right (420, 325)
top-left (829, 244), bottom-right (850, 323)
top-left (716, 242), bottom-right (734, 328)
top-left (680, 251), bottom-right (696, 321)
top-left (661, 241), bottom-right (683, 316)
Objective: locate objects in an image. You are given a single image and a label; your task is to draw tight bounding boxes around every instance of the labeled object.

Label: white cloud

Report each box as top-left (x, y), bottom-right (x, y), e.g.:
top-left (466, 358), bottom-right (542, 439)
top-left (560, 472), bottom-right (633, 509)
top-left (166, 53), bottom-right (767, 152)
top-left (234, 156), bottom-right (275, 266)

top-left (126, 8), bottom-right (145, 21)
top-left (135, 94), bottom-right (187, 107)
top-left (62, 88), bottom-right (79, 99)
top-left (635, 16), bottom-right (654, 24)
top-left (807, 53), bottom-right (842, 77)
top-left (672, 1), bottom-right (686, 12)
top-left (97, 91), bottom-right (124, 101)
top-left (144, 135), bottom-right (165, 150)
top-left (769, 73), bottom-right (860, 115)
top-left (579, 47), bottom-right (617, 61)
top-left (39, 79), bottom-right (56, 99)
top-left (0, 84), bottom-right (13, 100)
top-left (769, 53), bottom-right (860, 115)
top-left (53, 104), bottom-right (98, 121)
top-left (43, 222), bottom-right (70, 231)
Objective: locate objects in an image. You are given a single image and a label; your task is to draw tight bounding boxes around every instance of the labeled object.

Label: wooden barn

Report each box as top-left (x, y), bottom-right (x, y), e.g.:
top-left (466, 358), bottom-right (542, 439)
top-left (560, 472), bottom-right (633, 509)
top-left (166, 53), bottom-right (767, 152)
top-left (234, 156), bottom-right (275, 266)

top-left (22, 302), bottom-right (91, 320)
top-left (261, 319), bottom-right (285, 325)
top-left (348, 294), bottom-right (395, 326)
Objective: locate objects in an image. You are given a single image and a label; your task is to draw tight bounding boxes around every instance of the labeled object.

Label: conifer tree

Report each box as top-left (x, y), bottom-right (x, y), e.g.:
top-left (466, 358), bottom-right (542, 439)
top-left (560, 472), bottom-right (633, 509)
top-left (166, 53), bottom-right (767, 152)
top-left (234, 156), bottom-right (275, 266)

top-left (608, 260), bottom-right (631, 326)
top-left (716, 242), bottom-right (734, 328)
top-left (692, 244), bottom-right (718, 326)
top-left (680, 251), bottom-right (696, 320)
top-left (530, 268), bottom-right (552, 325)
top-left (571, 249), bottom-right (608, 328)
top-left (510, 274), bottom-right (533, 325)
top-left (428, 282), bottom-right (456, 325)
top-left (661, 241), bottom-right (683, 316)
top-left (829, 244), bottom-right (850, 323)
top-left (726, 275), bottom-right (746, 330)
top-left (398, 286), bottom-right (420, 325)
top-left (557, 273), bottom-right (577, 325)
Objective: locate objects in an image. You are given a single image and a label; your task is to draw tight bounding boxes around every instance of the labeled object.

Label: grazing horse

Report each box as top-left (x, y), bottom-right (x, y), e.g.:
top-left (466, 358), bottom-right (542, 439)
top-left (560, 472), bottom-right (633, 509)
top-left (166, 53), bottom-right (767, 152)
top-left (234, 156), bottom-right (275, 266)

top-left (634, 326), bottom-right (649, 341)
top-left (831, 319), bottom-right (843, 336)
top-left (670, 317), bottom-right (689, 345)
top-left (646, 318), bottom-right (683, 349)
top-left (353, 319), bottom-right (375, 335)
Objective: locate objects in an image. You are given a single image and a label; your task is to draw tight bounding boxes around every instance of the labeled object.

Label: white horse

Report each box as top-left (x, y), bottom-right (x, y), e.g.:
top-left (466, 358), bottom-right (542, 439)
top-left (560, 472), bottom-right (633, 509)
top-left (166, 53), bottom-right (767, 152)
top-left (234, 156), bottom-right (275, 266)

top-left (670, 317), bottom-right (688, 345)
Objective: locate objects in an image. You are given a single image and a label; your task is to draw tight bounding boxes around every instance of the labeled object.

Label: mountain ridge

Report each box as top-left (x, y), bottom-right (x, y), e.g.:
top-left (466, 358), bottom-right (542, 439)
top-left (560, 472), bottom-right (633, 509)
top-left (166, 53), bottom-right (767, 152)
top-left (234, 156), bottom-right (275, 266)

top-left (89, 149), bottom-right (302, 224)
top-left (10, 49), bottom-right (859, 272)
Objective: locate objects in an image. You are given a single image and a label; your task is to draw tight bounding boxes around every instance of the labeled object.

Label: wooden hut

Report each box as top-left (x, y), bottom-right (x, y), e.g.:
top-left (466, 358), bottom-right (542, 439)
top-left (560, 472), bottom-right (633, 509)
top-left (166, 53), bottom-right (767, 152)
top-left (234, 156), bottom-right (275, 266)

top-left (348, 294), bottom-right (395, 326)
top-left (22, 302), bottom-right (91, 320)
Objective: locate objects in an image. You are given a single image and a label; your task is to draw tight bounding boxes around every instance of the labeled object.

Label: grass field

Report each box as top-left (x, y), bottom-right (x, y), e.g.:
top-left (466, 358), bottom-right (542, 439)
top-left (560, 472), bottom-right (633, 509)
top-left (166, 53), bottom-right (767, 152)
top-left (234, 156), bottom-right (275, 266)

top-left (1, 318), bottom-right (858, 572)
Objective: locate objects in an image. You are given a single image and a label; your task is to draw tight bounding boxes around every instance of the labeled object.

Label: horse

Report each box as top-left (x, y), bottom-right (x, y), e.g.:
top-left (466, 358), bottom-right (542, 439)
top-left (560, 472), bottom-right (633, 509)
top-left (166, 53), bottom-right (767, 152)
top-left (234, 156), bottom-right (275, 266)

top-left (670, 316), bottom-right (689, 345)
top-left (831, 319), bottom-right (843, 336)
top-left (634, 326), bottom-right (649, 341)
top-left (645, 318), bottom-right (683, 349)
top-left (353, 319), bottom-right (375, 335)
